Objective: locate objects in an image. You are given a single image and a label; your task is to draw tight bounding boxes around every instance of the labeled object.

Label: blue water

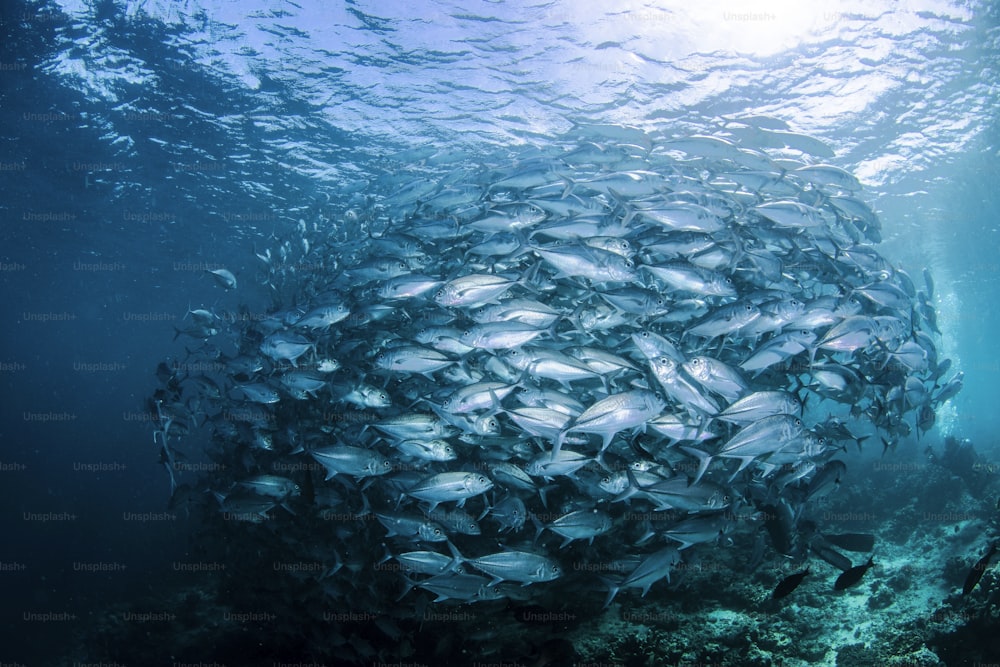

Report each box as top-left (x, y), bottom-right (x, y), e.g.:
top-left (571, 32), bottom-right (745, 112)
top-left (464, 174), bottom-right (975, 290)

top-left (2, 0), bottom-right (999, 664)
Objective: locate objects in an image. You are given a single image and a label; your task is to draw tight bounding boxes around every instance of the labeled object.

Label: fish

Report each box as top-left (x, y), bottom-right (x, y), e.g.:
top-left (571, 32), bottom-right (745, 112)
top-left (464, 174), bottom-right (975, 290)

top-left (532, 243), bottom-right (639, 284)
top-left (602, 546), bottom-right (683, 608)
top-left (146, 126), bottom-right (951, 619)
top-left (278, 370), bottom-right (327, 399)
top-left (682, 355), bottom-right (748, 402)
top-left (212, 491), bottom-right (277, 523)
top-left (294, 302), bottom-right (351, 330)
top-left (559, 389), bottom-right (666, 452)
top-left (686, 301), bottom-right (760, 339)
top-left (310, 445), bottom-right (392, 480)
top-left (205, 268), bottom-right (237, 289)
top-left (963, 542), bottom-right (997, 595)
top-left (233, 383), bottom-right (281, 404)
top-left (391, 439), bottom-right (457, 462)
top-left (392, 549), bottom-right (463, 576)
top-left (715, 391), bottom-right (801, 426)
top-left (501, 347), bottom-right (600, 389)
top-left (434, 273), bottom-right (522, 307)
top-left (833, 557), bottom-right (875, 590)
top-left (525, 449), bottom-right (597, 481)
top-left (772, 567), bottom-right (810, 600)
top-left (465, 550), bottom-right (563, 586)
top-left (172, 322), bottom-right (219, 341)
top-left (260, 332), bottom-right (315, 367)
top-left (236, 475), bottom-right (300, 500)
top-left (404, 471), bottom-right (494, 512)
top-left (372, 413), bottom-right (457, 440)
top-left (375, 345), bottom-right (455, 376)
top-left (408, 573), bottom-right (505, 603)
top-left (375, 513), bottom-right (447, 543)
top-left (535, 508), bottom-right (613, 548)
top-left (489, 494), bottom-right (528, 533)
top-left (427, 508), bottom-right (482, 536)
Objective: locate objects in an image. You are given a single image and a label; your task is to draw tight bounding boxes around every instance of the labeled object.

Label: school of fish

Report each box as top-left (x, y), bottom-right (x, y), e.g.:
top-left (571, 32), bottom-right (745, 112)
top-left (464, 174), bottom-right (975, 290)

top-left (148, 123), bottom-right (961, 614)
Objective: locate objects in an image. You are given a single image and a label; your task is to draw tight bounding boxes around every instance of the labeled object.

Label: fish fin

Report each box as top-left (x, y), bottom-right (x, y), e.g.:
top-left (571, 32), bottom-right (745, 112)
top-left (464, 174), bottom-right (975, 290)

top-left (560, 175), bottom-right (577, 199)
top-left (551, 432), bottom-right (566, 459)
top-left (680, 446), bottom-right (712, 486)
top-left (599, 576), bottom-right (621, 609)
top-left (396, 575), bottom-right (418, 602)
top-left (538, 484), bottom-right (551, 510)
top-left (599, 430), bottom-right (615, 453)
top-left (530, 512), bottom-right (545, 544)
top-left (477, 495), bottom-right (492, 521)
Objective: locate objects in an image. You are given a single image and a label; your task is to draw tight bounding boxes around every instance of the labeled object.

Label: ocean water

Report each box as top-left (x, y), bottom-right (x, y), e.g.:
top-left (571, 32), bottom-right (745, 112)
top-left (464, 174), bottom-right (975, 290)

top-left (1, 1), bottom-right (999, 665)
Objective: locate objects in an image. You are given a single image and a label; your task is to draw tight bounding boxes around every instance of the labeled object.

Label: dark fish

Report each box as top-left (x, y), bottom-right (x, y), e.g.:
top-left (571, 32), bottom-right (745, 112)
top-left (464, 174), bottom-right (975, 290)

top-left (772, 567), bottom-right (810, 600)
top-left (822, 533), bottom-right (875, 553)
top-left (810, 537), bottom-right (853, 572)
top-left (761, 501), bottom-right (796, 557)
top-left (834, 557), bottom-right (875, 590)
top-left (963, 542), bottom-right (998, 595)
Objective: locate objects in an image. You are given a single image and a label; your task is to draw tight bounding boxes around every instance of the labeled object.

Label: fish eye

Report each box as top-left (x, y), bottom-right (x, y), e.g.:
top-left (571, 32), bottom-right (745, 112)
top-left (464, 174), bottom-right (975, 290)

top-left (794, 419), bottom-right (802, 427)
top-left (744, 304), bottom-right (753, 311)
top-left (478, 475), bottom-right (487, 483)
top-left (641, 332), bottom-right (649, 338)
top-left (434, 528), bottom-right (442, 535)
top-left (625, 260), bottom-right (634, 268)
top-left (691, 358), bottom-right (701, 366)
top-left (602, 476), bottom-right (611, 483)
top-left (379, 392), bottom-right (388, 400)
top-left (398, 262), bottom-right (407, 270)
top-left (551, 565), bottom-right (559, 572)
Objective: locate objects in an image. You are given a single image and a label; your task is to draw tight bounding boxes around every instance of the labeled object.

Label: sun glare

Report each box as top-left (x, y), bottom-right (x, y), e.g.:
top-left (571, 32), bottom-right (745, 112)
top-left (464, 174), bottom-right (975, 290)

top-left (689, 1), bottom-right (835, 57)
